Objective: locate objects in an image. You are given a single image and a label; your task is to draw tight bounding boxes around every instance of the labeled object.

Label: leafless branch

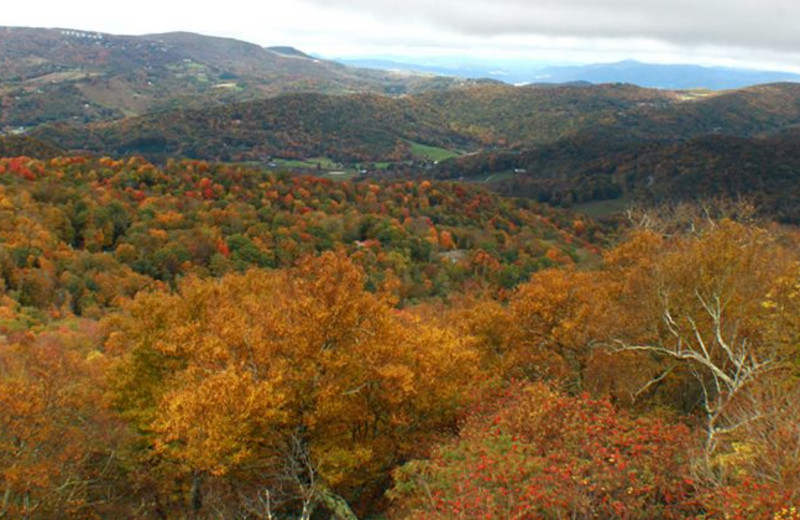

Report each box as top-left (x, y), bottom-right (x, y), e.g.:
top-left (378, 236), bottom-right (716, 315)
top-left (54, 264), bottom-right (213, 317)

top-left (615, 288), bottom-right (773, 469)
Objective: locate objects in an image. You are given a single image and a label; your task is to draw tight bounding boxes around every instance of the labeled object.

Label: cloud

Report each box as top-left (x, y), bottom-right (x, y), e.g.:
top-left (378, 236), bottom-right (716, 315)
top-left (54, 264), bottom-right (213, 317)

top-left (4, 0), bottom-right (799, 70)
top-left (300, 0), bottom-right (800, 53)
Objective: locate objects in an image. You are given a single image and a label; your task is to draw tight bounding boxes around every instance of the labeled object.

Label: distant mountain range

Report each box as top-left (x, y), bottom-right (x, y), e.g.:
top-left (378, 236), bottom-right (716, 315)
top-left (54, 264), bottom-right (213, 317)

top-left (4, 24), bottom-right (800, 137)
top-left (338, 57), bottom-right (800, 90)
top-left (533, 61), bottom-right (800, 90)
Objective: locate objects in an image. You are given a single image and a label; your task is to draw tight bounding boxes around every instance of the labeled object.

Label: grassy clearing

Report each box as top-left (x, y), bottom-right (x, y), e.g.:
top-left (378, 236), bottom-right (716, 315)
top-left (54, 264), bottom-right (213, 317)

top-left (482, 171), bottom-right (516, 184)
top-left (407, 141), bottom-right (461, 162)
top-left (272, 157), bottom-right (339, 170)
top-left (307, 157), bottom-right (339, 168)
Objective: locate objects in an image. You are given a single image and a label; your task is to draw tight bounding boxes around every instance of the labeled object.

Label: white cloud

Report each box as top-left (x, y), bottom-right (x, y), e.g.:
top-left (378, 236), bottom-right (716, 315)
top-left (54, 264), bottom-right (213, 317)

top-left (3, 0), bottom-right (800, 70)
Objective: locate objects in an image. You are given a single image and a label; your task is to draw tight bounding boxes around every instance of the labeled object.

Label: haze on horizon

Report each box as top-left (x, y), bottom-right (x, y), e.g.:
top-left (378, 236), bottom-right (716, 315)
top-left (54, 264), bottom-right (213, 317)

top-left (4, 0), bottom-right (800, 72)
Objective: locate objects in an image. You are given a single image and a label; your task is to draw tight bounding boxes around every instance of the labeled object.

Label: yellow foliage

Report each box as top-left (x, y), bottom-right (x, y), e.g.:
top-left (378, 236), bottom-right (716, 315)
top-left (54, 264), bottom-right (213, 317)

top-left (110, 251), bottom-right (481, 498)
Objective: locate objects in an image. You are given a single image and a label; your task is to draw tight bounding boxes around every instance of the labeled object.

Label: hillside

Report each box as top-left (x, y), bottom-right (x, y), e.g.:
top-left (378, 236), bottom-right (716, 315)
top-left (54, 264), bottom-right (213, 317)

top-left (0, 135), bottom-right (65, 159)
top-left (416, 82), bottom-right (679, 147)
top-left (30, 82), bottom-right (684, 162)
top-left (609, 130), bottom-right (800, 220)
top-left (612, 83), bottom-right (800, 139)
top-left (15, 40), bottom-right (800, 224)
top-left (436, 127), bottom-right (800, 221)
top-left (421, 82), bottom-right (800, 148)
top-left (0, 26), bottom-right (470, 130)
top-left (423, 83), bottom-right (800, 220)
top-left (35, 81), bottom-right (800, 177)
top-left (0, 154), bottom-right (601, 313)
top-left (31, 92), bottom-right (479, 163)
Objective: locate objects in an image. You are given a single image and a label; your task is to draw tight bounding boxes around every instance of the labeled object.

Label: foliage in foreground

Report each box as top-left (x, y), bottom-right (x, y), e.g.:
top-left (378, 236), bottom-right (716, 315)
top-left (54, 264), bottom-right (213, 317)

top-left (1, 154), bottom-right (800, 517)
top-left (390, 383), bottom-right (694, 519)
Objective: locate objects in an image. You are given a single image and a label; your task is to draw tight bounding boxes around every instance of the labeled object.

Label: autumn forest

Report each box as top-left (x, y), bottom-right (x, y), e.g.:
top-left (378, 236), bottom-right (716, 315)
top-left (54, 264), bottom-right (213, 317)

top-left (3, 24), bottom-right (800, 520)
top-left (0, 152), bottom-right (798, 519)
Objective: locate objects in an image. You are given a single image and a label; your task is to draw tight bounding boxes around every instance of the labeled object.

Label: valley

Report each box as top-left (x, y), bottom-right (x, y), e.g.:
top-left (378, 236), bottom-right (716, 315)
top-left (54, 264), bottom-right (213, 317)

top-left (22, 72), bottom-right (800, 223)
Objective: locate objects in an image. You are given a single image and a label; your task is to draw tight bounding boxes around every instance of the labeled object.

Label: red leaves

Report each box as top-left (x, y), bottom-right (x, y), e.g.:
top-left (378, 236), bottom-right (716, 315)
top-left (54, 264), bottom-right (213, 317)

top-left (390, 383), bottom-right (696, 519)
top-left (1, 156), bottom-right (39, 180)
top-left (216, 239), bottom-right (231, 258)
top-left (699, 478), bottom-right (799, 520)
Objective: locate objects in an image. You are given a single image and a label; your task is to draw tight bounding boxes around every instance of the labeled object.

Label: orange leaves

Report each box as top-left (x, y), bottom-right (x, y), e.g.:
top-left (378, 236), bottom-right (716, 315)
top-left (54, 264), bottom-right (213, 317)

top-left (572, 219), bottom-right (587, 235)
top-left (439, 230), bottom-right (455, 250)
top-left (111, 252), bottom-right (482, 506)
top-left (154, 368), bottom-right (286, 476)
top-left (481, 268), bottom-right (606, 383)
top-left (216, 238), bottom-right (230, 258)
top-left (472, 250), bottom-right (502, 274)
top-left (0, 154), bottom-right (602, 313)
top-left (0, 325), bottom-right (124, 517)
top-left (544, 247), bottom-right (572, 265)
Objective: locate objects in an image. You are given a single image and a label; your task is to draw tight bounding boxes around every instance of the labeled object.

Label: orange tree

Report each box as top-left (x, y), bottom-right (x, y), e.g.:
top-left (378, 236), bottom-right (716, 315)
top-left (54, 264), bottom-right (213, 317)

top-left (107, 251), bottom-right (481, 518)
top-left (0, 320), bottom-right (127, 518)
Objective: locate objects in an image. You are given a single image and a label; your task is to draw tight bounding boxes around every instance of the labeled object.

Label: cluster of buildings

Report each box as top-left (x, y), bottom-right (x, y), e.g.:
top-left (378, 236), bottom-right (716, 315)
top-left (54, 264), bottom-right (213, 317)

top-left (60, 30), bottom-right (104, 40)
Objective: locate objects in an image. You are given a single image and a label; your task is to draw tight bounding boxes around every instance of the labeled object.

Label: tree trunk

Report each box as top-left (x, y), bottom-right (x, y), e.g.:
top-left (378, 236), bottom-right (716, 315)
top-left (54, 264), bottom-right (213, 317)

top-left (190, 472), bottom-right (203, 515)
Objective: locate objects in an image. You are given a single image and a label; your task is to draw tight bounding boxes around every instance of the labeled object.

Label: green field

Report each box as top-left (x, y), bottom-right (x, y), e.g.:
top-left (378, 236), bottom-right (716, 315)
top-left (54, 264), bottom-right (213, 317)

top-left (407, 141), bottom-right (461, 162)
top-left (272, 156), bottom-right (340, 170)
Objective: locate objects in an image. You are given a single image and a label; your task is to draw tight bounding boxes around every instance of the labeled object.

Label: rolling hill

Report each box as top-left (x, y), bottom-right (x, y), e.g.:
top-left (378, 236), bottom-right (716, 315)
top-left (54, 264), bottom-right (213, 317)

top-left (14, 39), bottom-right (800, 224)
top-left (0, 26), bottom-right (472, 130)
top-left (0, 135), bottom-right (65, 159)
top-left (30, 92), bottom-right (478, 163)
top-left (454, 124), bottom-right (800, 222)
top-left (31, 82), bottom-right (800, 164)
top-left (28, 82), bottom-right (682, 162)
top-left (425, 83), bottom-right (800, 221)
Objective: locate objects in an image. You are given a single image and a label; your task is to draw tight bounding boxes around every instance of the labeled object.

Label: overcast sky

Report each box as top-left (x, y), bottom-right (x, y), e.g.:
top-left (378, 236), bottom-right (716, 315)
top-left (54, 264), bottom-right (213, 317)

top-left (5, 0), bottom-right (800, 71)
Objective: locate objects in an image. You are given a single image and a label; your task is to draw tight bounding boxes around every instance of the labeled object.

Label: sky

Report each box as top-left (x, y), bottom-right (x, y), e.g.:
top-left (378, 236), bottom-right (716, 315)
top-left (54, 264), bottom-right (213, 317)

top-left (4, 0), bottom-right (800, 71)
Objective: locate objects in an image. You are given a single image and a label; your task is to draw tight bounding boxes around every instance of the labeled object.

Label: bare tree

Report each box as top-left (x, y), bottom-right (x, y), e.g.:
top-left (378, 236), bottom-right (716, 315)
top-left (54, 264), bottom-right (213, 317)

top-left (616, 289), bottom-right (774, 476)
top-left (238, 427), bottom-right (358, 520)
top-left (625, 198), bottom-right (759, 237)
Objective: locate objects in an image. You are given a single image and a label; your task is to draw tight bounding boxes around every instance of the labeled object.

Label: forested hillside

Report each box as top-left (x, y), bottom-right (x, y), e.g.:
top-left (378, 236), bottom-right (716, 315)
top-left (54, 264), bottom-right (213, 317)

top-left (29, 82), bottom-right (687, 162)
top-left (32, 93), bottom-right (474, 163)
top-left (415, 82), bottom-right (677, 147)
top-left (31, 83), bottom-right (800, 221)
top-left (0, 155), bottom-right (599, 316)
top-left (0, 27), bottom-right (471, 130)
top-left (0, 135), bottom-right (64, 159)
top-left (2, 153), bottom-right (800, 518)
top-left (427, 83), bottom-right (800, 220)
